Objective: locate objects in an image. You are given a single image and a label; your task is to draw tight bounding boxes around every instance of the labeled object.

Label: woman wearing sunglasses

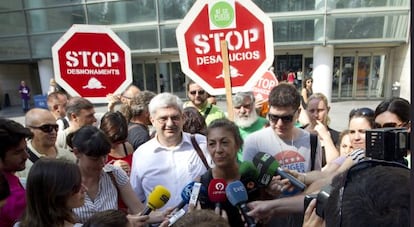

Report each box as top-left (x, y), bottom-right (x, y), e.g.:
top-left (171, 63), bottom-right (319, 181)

top-left (374, 97), bottom-right (410, 167)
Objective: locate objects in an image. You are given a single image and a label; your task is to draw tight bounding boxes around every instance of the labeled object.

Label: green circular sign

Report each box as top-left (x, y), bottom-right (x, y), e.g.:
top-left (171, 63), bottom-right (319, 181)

top-left (210, 1), bottom-right (234, 28)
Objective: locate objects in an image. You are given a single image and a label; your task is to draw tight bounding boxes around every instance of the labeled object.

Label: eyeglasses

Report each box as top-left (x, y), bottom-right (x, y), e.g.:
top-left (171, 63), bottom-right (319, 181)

top-left (374, 122), bottom-right (407, 128)
top-left (189, 90), bottom-right (206, 95)
top-left (338, 159), bottom-right (409, 226)
top-left (156, 115), bottom-right (182, 124)
top-left (29, 124), bottom-right (59, 133)
top-left (349, 107), bottom-right (374, 119)
top-left (268, 109), bottom-right (298, 123)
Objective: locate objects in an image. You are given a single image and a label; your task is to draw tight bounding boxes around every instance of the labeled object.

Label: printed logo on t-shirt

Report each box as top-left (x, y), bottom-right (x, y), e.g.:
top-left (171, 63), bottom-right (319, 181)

top-left (275, 150), bottom-right (306, 173)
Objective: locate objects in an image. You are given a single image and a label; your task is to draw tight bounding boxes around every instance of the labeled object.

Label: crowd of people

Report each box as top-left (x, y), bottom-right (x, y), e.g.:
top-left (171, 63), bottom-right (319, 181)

top-left (0, 80), bottom-right (410, 227)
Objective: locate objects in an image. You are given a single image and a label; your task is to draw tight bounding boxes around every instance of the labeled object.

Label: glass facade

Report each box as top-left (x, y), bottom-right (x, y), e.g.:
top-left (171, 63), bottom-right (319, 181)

top-left (0, 0), bottom-right (410, 99)
top-left (0, 0), bottom-right (409, 61)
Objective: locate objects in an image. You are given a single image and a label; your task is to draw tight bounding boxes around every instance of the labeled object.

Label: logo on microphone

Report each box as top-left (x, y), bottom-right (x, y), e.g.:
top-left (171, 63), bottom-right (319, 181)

top-left (215, 182), bottom-right (225, 191)
top-left (260, 153), bottom-right (271, 162)
top-left (183, 184), bottom-right (193, 197)
top-left (232, 185), bottom-right (246, 193)
top-left (160, 194), bottom-right (169, 203)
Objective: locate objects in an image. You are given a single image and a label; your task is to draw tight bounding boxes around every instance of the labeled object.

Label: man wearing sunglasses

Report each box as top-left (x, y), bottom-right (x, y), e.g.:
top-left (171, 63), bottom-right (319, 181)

top-left (243, 83), bottom-right (322, 172)
top-left (17, 108), bottom-right (76, 179)
top-left (183, 80), bottom-right (225, 126)
top-left (243, 83), bottom-right (322, 226)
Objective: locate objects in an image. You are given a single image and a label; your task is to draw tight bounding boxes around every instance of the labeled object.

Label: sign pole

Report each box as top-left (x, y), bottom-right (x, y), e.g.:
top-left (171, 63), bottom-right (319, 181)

top-left (220, 40), bottom-right (234, 121)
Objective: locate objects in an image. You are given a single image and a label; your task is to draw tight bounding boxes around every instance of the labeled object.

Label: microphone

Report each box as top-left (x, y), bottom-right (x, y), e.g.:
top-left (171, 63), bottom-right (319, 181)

top-left (225, 181), bottom-right (256, 227)
top-left (239, 161), bottom-right (259, 195)
top-left (168, 182), bottom-right (204, 226)
top-left (252, 152), bottom-right (306, 191)
top-left (175, 181), bottom-right (195, 210)
top-left (142, 185), bottom-right (171, 215)
top-left (208, 179), bottom-right (227, 210)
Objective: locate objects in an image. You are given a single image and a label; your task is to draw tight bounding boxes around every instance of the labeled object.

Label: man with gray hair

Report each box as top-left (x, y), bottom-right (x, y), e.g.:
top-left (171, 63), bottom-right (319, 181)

top-left (232, 92), bottom-right (268, 162)
top-left (130, 92), bottom-right (212, 210)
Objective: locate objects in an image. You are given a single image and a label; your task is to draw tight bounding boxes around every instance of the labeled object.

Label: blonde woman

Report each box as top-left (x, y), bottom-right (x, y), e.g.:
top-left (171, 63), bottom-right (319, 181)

top-left (303, 93), bottom-right (340, 165)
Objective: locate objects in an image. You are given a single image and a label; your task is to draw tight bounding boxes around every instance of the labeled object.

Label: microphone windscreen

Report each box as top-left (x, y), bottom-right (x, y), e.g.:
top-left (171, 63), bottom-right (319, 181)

top-left (180, 181), bottom-right (195, 203)
top-left (147, 185), bottom-right (171, 211)
top-left (239, 161), bottom-right (259, 192)
top-left (252, 152), bottom-right (279, 186)
top-left (239, 161), bottom-right (259, 179)
top-left (208, 178), bottom-right (227, 203)
top-left (225, 180), bottom-right (248, 206)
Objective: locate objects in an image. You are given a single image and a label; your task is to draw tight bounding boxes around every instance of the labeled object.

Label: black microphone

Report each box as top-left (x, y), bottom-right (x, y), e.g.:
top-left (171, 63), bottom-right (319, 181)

top-left (252, 152), bottom-right (306, 191)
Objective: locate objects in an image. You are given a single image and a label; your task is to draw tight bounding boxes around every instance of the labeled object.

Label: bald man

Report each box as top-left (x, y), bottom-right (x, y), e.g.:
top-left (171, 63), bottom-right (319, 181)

top-left (16, 108), bottom-right (76, 178)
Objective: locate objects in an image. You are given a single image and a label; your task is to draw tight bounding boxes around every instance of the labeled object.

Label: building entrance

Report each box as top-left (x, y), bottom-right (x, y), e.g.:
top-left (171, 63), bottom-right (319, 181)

top-left (132, 60), bottom-right (187, 99)
top-left (332, 52), bottom-right (385, 99)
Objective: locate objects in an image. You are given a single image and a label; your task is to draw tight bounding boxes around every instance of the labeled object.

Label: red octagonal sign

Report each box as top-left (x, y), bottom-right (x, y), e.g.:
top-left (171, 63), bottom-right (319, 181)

top-left (52, 24), bottom-right (132, 103)
top-left (176, 0), bottom-right (274, 95)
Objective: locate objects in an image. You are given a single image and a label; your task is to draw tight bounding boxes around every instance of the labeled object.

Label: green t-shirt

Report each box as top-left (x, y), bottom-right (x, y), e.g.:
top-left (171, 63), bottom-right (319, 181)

top-left (237, 116), bottom-right (268, 162)
top-left (184, 101), bottom-right (226, 126)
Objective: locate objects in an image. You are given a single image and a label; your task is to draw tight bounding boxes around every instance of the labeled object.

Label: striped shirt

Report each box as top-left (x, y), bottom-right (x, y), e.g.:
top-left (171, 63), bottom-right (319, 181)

top-left (73, 164), bottom-right (128, 223)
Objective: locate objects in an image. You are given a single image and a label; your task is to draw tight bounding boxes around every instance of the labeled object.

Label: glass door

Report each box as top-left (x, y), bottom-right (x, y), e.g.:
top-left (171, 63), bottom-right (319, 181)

top-left (332, 52), bottom-right (385, 99)
top-left (340, 56), bottom-right (355, 98)
top-left (132, 60), bottom-right (186, 97)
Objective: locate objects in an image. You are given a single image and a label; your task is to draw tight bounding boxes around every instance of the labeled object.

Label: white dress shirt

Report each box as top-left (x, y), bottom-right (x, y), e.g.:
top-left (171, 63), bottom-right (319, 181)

top-left (130, 132), bottom-right (212, 211)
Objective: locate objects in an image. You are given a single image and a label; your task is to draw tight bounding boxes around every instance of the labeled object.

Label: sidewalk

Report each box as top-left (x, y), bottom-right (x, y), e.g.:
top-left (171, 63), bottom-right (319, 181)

top-left (0, 100), bottom-right (381, 131)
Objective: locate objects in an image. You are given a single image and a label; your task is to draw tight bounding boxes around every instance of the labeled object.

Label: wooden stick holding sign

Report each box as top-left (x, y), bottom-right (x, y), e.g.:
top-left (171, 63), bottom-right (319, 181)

top-left (220, 40), bottom-right (234, 121)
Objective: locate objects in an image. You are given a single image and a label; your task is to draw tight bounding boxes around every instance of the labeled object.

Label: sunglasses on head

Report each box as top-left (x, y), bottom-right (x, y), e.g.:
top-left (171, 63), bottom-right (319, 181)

top-left (29, 124), bottom-right (59, 133)
top-left (189, 90), bottom-right (205, 95)
top-left (338, 159), bottom-right (409, 226)
top-left (349, 107), bottom-right (374, 119)
top-left (268, 109), bottom-right (297, 123)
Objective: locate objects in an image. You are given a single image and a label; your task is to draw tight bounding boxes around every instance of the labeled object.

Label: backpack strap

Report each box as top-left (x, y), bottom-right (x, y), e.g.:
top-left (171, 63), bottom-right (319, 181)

top-left (107, 171), bottom-right (128, 214)
top-left (191, 134), bottom-right (210, 170)
top-left (107, 171), bottom-right (119, 192)
top-left (204, 104), bottom-right (212, 117)
top-left (26, 147), bottom-right (40, 163)
top-left (310, 133), bottom-right (317, 171)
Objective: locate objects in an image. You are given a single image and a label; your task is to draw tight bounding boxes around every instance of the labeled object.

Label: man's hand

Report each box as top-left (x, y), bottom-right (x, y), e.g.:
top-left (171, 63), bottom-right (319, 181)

top-left (246, 200), bottom-right (275, 224)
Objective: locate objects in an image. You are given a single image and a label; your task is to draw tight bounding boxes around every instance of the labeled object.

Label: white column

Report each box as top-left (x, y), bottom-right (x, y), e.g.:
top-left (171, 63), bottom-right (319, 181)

top-left (38, 59), bottom-right (54, 95)
top-left (312, 45), bottom-right (334, 103)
